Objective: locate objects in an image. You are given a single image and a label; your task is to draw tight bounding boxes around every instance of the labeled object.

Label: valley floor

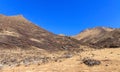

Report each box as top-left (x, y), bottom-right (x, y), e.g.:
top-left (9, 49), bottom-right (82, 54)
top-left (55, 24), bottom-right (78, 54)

top-left (1, 48), bottom-right (120, 72)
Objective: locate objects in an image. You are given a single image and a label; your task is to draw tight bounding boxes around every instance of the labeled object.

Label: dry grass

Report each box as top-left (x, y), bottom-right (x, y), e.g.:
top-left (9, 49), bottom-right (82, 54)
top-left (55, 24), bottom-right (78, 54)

top-left (0, 48), bottom-right (119, 72)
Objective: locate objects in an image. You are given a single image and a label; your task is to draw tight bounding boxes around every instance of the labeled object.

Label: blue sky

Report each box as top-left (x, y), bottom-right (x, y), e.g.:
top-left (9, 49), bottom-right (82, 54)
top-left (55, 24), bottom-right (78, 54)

top-left (0, 0), bottom-right (120, 36)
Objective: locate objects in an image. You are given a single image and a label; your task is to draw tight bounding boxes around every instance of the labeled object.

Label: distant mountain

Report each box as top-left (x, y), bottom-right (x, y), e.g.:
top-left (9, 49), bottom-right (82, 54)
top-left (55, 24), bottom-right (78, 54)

top-left (73, 27), bottom-right (120, 48)
top-left (0, 14), bottom-right (80, 51)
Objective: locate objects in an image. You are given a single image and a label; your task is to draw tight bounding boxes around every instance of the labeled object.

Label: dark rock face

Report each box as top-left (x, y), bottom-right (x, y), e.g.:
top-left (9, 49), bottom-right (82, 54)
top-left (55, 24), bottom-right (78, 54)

top-left (0, 15), bottom-right (80, 51)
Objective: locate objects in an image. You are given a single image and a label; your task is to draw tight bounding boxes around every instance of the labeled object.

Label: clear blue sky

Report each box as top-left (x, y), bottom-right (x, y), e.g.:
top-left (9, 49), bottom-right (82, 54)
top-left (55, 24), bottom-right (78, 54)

top-left (0, 0), bottom-right (120, 36)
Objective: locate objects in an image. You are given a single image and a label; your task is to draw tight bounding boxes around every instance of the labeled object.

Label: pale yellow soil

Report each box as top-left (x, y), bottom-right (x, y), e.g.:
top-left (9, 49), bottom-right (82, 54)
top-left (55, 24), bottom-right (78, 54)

top-left (1, 48), bottom-right (120, 72)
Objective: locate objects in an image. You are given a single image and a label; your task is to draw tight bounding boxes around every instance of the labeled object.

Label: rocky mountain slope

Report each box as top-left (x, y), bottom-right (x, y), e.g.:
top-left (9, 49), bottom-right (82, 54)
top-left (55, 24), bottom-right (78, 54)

top-left (74, 27), bottom-right (120, 48)
top-left (0, 14), bottom-right (80, 51)
top-left (0, 14), bottom-right (120, 72)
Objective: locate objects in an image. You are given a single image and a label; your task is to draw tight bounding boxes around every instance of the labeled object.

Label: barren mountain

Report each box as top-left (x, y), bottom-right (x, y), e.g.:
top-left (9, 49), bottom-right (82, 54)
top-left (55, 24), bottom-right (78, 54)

top-left (0, 14), bottom-right (80, 51)
top-left (0, 15), bottom-right (120, 72)
top-left (74, 27), bottom-right (120, 48)
top-left (0, 14), bottom-right (82, 68)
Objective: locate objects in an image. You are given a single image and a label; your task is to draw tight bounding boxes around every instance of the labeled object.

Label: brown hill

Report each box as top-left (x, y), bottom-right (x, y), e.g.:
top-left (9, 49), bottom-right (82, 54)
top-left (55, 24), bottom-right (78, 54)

top-left (74, 27), bottom-right (120, 48)
top-left (0, 14), bottom-right (80, 51)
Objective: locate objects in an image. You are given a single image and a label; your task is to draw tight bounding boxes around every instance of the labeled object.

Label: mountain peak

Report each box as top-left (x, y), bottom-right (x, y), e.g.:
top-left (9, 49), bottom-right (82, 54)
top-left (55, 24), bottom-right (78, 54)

top-left (0, 14), bottom-right (23, 17)
top-left (94, 27), bottom-right (113, 31)
top-left (0, 14), bottom-right (29, 23)
top-left (9, 14), bottom-right (24, 18)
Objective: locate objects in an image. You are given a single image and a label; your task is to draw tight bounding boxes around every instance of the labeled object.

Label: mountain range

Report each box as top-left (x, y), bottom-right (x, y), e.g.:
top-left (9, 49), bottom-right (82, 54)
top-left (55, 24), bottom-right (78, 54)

top-left (0, 14), bottom-right (120, 72)
top-left (0, 14), bottom-right (120, 50)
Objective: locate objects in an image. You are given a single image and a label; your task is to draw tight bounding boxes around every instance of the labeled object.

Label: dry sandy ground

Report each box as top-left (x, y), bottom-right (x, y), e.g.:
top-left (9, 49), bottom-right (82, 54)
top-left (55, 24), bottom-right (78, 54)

top-left (1, 48), bottom-right (120, 72)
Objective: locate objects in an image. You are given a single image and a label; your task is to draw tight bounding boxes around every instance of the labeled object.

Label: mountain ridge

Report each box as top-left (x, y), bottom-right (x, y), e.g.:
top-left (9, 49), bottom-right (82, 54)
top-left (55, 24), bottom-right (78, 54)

top-left (74, 27), bottom-right (120, 48)
top-left (0, 14), bottom-right (80, 51)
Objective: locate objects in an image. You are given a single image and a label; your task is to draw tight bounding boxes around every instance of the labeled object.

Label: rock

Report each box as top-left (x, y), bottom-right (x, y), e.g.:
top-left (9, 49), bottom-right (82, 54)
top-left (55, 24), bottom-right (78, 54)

top-left (62, 46), bottom-right (68, 50)
top-left (105, 64), bottom-right (109, 66)
top-left (82, 57), bottom-right (101, 66)
top-left (63, 53), bottom-right (73, 58)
